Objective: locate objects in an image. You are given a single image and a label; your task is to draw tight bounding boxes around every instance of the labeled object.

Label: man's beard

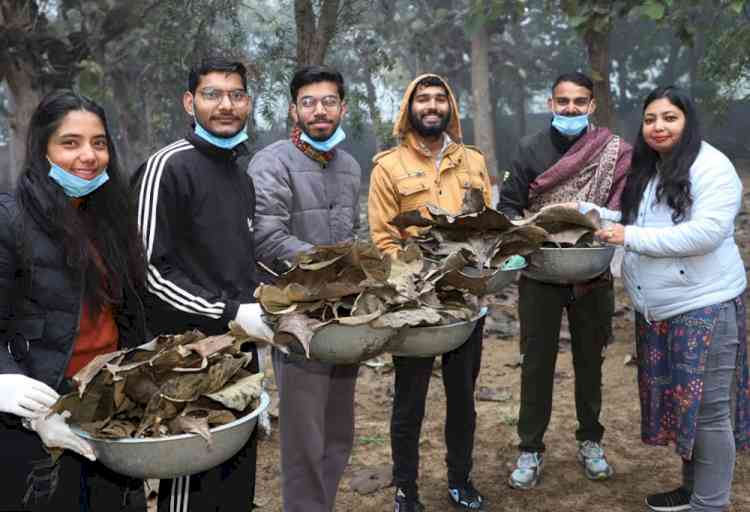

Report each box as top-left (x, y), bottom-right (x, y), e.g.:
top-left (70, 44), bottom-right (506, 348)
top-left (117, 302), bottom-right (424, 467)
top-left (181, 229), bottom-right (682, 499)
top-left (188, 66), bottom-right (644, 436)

top-left (299, 117), bottom-right (341, 142)
top-left (409, 109), bottom-right (451, 138)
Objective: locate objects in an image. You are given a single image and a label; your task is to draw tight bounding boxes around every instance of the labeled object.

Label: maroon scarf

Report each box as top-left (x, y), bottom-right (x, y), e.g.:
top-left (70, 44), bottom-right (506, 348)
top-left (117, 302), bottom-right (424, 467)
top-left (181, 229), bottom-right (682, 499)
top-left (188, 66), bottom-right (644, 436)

top-left (528, 126), bottom-right (631, 211)
top-left (291, 126), bottom-right (336, 167)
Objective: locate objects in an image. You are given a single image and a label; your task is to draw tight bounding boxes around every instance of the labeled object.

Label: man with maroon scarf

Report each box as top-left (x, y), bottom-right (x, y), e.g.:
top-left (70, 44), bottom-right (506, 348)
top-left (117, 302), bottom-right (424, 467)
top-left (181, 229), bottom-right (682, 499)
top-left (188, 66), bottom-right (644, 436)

top-left (247, 65), bottom-right (361, 512)
top-left (498, 72), bottom-right (631, 490)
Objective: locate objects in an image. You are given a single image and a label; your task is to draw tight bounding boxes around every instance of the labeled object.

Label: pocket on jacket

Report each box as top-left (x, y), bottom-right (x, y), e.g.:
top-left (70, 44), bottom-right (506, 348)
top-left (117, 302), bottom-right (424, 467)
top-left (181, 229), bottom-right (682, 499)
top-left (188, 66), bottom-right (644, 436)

top-left (455, 171), bottom-right (485, 192)
top-left (395, 173), bottom-right (431, 211)
top-left (681, 252), bottom-right (719, 286)
top-left (638, 256), bottom-right (689, 290)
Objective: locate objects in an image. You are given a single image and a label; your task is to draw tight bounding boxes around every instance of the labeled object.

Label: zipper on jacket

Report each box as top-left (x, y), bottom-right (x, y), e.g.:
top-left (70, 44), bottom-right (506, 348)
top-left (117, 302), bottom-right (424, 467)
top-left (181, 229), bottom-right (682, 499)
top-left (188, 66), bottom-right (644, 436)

top-left (57, 273), bottom-right (85, 389)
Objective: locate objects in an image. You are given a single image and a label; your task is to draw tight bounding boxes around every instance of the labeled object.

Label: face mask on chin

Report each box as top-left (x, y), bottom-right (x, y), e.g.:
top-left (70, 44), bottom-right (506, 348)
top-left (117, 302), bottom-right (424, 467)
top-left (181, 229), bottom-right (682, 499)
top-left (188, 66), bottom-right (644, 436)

top-left (552, 112), bottom-right (590, 137)
top-left (300, 125), bottom-right (346, 152)
top-left (47, 159), bottom-right (109, 198)
top-left (192, 113), bottom-right (248, 149)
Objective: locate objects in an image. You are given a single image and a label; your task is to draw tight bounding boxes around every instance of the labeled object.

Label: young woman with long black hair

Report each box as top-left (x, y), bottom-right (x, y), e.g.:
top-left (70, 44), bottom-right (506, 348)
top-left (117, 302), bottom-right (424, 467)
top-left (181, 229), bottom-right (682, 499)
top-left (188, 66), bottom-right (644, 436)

top-left (0, 90), bottom-right (147, 511)
top-left (575, 85), bottom-right (749, 512)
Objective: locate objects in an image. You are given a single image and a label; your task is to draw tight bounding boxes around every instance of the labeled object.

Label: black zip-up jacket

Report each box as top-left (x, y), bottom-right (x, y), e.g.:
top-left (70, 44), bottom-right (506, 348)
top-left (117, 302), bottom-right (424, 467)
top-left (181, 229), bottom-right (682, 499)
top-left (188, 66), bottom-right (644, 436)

top-left (133, 132), bottom-right (257, 337)
top-left (0, 194), bottom-right (147, 390)
top-left (497, 125), bottom-right (583, 218)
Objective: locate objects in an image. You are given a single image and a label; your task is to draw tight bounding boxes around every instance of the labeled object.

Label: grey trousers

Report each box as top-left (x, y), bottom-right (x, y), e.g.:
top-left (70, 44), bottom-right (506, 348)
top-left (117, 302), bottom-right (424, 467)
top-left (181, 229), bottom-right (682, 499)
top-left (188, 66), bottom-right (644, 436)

top-left (681, 302), bottom-right (739, 511)
top-left (272, 349), bottom-right (358, 512)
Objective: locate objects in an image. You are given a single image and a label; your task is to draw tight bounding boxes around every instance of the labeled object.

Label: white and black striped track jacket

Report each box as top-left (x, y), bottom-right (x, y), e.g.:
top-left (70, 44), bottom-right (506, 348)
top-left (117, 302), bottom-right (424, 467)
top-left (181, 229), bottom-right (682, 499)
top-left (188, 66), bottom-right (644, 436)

top-left (133, 132), bottom-right (257, 336)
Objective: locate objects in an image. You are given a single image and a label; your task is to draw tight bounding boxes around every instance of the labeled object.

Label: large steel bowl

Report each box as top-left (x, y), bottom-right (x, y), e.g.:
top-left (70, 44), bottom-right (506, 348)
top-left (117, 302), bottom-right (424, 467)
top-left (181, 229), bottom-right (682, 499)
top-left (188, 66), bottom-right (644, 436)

top-left (73, 391), bottom-right (270, 479)
top-left (288, 323), bottom-right (398, 364)
top-left (387, 308), bottom-right (488, 358)
top-left (523, 246), bottom-right (615, 285)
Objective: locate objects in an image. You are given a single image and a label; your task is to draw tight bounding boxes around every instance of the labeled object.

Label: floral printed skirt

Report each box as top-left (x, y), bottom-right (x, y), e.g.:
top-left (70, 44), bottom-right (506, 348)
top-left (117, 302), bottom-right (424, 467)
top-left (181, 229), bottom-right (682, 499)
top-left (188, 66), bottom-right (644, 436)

top-left (635, 295), bottom-right (750, 459)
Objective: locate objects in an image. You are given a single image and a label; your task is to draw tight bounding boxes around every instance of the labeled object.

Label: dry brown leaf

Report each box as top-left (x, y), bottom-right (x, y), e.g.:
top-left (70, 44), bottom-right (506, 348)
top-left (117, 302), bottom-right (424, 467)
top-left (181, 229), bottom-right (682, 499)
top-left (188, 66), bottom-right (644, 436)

top-left (160, 355), bottom-right (247, 403)
top-left (372, 307), bottom-right (443, 328)
top-left (73, 350), bottom-right (126, 397)
top-left (168, 415), bottom-right (212, 446)
top-left (546, 227), bottom-right (593, 246)
top-left (204, 373), bottom-right (263, 412)
top-left (183, 334), bottom-right (235, 358)
top-left (274, 313), bottom-right (329, 358)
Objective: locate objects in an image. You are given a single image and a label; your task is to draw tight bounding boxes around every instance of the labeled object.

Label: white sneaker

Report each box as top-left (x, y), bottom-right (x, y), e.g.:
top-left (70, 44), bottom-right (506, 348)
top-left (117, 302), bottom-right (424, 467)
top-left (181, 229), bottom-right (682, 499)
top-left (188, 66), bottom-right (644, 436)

top-left (508, 451), bottom-right (544, 489)
top-left (577, 440), bottom-right (614, 480)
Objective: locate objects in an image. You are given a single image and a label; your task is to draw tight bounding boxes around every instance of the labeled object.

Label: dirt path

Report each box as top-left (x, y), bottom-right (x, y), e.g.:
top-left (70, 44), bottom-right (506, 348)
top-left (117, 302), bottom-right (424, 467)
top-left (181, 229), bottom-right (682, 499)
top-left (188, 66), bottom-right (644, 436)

top-left (255, 176), bottom-right (750, 512)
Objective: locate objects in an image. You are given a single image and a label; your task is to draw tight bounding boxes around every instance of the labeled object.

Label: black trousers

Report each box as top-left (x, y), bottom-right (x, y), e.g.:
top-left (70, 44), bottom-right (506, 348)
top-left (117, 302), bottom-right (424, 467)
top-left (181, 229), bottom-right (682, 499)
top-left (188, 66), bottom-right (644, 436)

top-left (390, 317), bottom-right (485, 495)
top-left (157, 344), bottom-right (259, 512)
top-left (517, 276), bottom-right (613, 453)
top-left (156, 431), bottom-right (257, 512)
top-left (0, 421), bottom-right (143, 512)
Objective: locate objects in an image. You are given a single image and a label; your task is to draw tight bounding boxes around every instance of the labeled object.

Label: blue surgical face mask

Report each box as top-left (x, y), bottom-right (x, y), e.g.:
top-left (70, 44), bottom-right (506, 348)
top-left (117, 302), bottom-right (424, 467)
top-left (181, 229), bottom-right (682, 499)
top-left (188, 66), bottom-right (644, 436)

top-left (300, 125), bottom-right (346, 152)
top-left (48, 160), bottom-right (110, 198)
top-left (193, 115), bottom-right (248, 149)
top-left (552, 113), bottom-right (589, 137)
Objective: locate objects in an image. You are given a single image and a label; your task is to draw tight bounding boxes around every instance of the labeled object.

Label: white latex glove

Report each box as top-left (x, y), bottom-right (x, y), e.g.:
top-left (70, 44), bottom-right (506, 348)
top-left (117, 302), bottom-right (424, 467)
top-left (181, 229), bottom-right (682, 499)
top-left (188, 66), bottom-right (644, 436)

top-left (30, 411), bottom-right (96, 461)
top-left (0, 374), bottom-right (59, 418)
top-left (235, 303), bottom-right (274, 343)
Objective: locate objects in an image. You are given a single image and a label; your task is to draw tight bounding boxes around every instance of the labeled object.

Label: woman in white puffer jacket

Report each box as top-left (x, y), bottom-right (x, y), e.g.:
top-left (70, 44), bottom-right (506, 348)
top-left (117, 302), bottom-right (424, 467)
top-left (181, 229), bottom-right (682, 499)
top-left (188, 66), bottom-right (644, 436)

top-left (576, 86), bottom-right (749, 512)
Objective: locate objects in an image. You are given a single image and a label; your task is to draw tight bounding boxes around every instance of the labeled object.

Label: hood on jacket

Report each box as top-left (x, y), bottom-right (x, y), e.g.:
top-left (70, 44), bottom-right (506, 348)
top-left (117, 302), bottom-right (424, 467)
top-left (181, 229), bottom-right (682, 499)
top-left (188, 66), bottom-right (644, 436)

top-left (392, 73), bottom-right (462, 143)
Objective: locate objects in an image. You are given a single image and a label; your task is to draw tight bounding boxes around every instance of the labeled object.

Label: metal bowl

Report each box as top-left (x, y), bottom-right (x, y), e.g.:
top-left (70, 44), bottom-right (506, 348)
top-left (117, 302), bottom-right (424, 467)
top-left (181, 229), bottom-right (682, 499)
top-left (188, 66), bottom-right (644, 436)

top-left (74, 392), bottom-right (270, 479)
top-left (443, 262), bottom-right (526, 295)
top-left (387, 308), bottom-right (487, 358)
top-left (523, 246), bottom-right (615, 285)
top-left (288, 323), bottom-right (398, 364)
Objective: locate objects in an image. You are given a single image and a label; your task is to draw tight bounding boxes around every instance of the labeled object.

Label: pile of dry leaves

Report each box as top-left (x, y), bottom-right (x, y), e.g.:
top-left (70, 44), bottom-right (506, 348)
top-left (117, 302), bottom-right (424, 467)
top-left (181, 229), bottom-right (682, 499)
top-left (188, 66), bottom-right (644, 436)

top-left (52, 327), bottom-right (262, 444)
top-left (255, 190), bottom-right (601, 356)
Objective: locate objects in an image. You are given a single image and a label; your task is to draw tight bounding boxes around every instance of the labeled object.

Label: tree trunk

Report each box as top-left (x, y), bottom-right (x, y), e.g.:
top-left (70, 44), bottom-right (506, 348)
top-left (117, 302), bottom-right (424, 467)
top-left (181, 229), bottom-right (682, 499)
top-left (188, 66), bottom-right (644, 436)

top-left (514, 74), bottom-right (527, 139)
top-left (362, 57), bottom-right (387, 151)
top-left (583, 27), bottom-right (615, 129)
top-left (663, 36), bottom-right (680, 85)
top-left (4, 61), bottom-right (43, 184)
top-left (470, 25), bottom-right (499, 204)
top-left (294, 0), bottom-right (341, 65)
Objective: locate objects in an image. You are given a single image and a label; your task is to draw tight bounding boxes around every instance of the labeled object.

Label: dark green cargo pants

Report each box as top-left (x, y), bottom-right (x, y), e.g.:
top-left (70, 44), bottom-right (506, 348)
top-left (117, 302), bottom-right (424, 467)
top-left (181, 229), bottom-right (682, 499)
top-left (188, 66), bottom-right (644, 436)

top-left (517, 275), bottom-right (613, 453)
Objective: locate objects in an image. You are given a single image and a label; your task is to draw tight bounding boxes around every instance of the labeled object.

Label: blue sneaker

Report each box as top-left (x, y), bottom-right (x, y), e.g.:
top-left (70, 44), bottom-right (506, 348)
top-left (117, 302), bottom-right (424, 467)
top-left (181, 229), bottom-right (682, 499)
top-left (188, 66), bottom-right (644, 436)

top-left (577, 440), bottom-right (614, 480)
top-left (448, 479), bottom-right (483, 509)
top-left (508, 451), bottom-right (544, 489)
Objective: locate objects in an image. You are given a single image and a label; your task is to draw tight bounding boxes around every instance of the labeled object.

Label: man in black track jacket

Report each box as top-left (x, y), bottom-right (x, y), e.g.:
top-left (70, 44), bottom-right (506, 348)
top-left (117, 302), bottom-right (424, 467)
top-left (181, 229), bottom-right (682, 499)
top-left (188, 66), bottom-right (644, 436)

top-left (133, 56), bottom-right (272, 512)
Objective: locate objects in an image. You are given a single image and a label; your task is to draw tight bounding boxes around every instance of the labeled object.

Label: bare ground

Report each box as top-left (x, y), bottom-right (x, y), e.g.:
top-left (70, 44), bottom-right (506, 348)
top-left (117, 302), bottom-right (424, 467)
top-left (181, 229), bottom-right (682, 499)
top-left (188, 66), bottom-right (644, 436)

top-left (255, 175), bottom-right (750, 512)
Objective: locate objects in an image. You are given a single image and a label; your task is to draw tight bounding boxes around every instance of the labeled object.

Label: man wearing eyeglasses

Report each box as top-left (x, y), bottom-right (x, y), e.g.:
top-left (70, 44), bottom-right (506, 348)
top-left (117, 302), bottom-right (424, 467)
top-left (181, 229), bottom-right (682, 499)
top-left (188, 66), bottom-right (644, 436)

top-left (133, 57), bottom-right (273, 512)
top-left (247, 65), bottom-right (361, 512)
top-left (498, 72), bottom-right (631, 491)
top-left (368, 74), bottom-right (491, 511)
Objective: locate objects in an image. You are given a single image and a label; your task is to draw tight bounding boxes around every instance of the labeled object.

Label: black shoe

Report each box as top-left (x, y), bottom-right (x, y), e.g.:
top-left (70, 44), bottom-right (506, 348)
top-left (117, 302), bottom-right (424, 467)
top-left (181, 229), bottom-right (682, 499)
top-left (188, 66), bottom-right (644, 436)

top-left (395, 488), bottom-right (425, 512)
top-left (645, 487), bottom-right (691, 512)
top-left (448, 480), bottom-right (483, 510)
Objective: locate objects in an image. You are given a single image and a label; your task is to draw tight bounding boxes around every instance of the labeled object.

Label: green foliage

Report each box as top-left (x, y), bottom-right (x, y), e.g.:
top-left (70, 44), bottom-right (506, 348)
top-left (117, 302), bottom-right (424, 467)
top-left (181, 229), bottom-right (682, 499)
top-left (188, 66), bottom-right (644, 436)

top-left (701, 9), bottom-right (750, 116)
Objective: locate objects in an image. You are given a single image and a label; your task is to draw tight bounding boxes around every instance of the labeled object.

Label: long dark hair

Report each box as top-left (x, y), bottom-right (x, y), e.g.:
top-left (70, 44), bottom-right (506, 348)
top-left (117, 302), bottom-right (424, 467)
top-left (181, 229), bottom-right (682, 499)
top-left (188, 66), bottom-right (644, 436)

top-left (17, 90), bottom-right (146, 313)
top-left (620, 86), bottom-right (702, 224)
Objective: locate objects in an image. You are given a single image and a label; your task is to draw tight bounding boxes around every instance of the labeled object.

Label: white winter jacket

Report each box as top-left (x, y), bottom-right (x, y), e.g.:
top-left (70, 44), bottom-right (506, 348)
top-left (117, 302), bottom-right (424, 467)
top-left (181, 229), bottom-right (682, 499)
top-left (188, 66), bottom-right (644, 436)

top-left (582, 142), bottom-right (746, 321)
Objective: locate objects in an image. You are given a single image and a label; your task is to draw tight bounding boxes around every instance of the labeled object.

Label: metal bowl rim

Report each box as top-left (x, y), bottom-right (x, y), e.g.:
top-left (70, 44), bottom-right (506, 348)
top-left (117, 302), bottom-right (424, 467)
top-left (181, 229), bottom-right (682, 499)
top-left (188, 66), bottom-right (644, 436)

top-left (73, 391), bottom-right (270, 445)
top-left (456, 262), bottom-right (527, 278)
top-left (536, 246), bottom-right (616, 252)
top-left (401, 307), bottom-right (488, 331)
